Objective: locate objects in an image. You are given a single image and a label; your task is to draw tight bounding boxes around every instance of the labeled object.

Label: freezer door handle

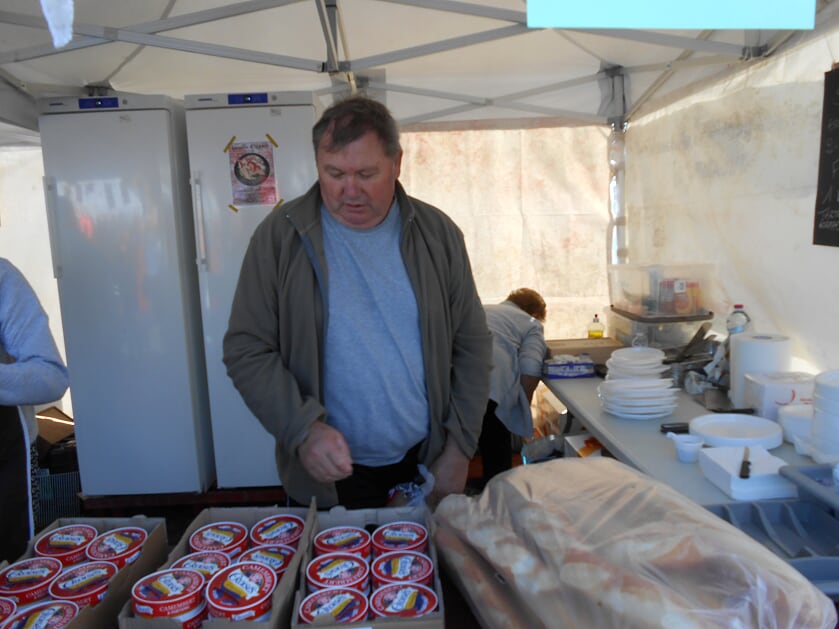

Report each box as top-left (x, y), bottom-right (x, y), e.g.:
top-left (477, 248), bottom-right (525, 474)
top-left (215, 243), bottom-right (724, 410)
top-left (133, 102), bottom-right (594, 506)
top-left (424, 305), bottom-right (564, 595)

top-left (42, 176), bottom-right (63, 279)
top-left (191, 173), bottom-right (208, 272)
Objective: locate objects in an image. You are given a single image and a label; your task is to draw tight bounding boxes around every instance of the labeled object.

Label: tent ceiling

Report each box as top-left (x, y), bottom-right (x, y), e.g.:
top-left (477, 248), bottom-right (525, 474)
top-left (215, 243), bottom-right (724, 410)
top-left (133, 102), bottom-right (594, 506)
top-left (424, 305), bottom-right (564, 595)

top-left (1, 0), bottom-right (838, 143)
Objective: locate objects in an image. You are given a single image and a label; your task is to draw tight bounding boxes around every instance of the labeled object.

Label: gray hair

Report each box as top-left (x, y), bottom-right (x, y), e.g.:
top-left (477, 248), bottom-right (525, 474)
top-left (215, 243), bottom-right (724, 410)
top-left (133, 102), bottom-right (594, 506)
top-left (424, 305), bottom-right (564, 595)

top-left (312, 96), bottom-right (401, 158)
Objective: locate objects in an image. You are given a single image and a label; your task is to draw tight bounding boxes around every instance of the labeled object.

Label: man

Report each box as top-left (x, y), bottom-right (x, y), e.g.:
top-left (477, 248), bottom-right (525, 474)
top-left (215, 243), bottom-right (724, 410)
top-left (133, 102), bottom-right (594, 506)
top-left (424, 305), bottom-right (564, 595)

top-left (0, 257), bottom-right (69, 561)
top-left (477, 288), bottom-right (548, 489)
top-left (223, 96), bottom-right (491, 509)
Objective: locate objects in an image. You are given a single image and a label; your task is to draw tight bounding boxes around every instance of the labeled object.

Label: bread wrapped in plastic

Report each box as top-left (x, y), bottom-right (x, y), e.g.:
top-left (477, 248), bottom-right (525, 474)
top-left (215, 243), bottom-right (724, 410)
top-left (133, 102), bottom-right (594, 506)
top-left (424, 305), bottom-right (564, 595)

top-left (434, 458), bottom-right (836, 629)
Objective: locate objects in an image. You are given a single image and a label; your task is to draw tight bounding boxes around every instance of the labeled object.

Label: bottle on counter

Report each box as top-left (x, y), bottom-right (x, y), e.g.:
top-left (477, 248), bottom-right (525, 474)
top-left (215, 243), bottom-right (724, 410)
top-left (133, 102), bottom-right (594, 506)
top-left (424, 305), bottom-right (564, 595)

top-left (725, 304), bottom-right (752, 336)
top-left (587, 314), bottom-right (605, 339)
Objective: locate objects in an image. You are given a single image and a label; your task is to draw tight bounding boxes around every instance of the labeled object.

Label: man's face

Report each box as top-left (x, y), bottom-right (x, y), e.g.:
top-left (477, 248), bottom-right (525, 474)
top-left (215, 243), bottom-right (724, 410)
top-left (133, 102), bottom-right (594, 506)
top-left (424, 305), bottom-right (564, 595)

top-left (316, 130), bottom-right (402, 229)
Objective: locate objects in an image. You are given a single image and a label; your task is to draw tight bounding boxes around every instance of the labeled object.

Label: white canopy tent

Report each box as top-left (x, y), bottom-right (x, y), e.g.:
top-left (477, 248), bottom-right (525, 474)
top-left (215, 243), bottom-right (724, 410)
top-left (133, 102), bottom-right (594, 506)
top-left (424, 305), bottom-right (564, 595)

top-left (1, 0), bottom-right (838, 390)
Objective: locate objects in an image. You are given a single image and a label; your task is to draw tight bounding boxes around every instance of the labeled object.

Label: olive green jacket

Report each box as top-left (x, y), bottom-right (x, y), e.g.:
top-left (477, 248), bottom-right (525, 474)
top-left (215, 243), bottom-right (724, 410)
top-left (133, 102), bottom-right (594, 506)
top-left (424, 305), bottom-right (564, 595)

top-left (223, 181), bottom-right (492, 507)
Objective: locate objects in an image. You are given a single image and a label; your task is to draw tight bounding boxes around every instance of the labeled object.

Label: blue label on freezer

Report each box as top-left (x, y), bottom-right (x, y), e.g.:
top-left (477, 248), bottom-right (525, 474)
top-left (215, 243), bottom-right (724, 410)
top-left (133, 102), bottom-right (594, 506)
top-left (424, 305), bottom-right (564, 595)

top-left (228, 93), bottom-right (268, 105)
top-left (79, 97), bottom-right (119, 109)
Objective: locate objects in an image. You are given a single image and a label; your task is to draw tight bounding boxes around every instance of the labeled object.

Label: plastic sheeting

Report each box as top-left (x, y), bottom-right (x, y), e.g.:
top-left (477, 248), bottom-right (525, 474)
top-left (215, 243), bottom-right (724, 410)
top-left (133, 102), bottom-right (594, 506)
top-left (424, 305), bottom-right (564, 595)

top-left (435, 458), bottom-right (836, 629)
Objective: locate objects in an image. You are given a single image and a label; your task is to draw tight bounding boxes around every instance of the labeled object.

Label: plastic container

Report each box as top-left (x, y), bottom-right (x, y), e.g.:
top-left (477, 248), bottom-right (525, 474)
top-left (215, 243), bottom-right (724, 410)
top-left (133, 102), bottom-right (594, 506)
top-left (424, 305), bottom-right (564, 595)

top-left (205, 561), bottom-right (276, 621)
top-left (298, 587), bottom-right (369, 624)
top-left (726, 304), bottom-right (752, 336)
top-left (371, 521), bottom-right (428, 557)
top-left (237, 544), bottom-right (296, 576)
top-left (667, 433), bottom-right (704, 463)
top-left (0, 556), bottom-right (63, 605)
top-left (608, 263), bottom-right (712, 317)
top-left (170, 550), bottom-right (231, 579)
top-left (587, 314), bottom-right (605, 339)
top-left (33, 524), bottom-right (98, 567)
top-left (313, 526), bottom-right (371, 562)
top-left (607, 307), bottom-right (713, 350)
top-left (249, 513), bottom-right (305, 549)
top-left (189, 521), bottom-right (249, 558)
top-left (371, 551), bottom-right (434, 588)
top-left (131, 568), bottom-right (206, 619)
top-left (85, 526), bottom-right (147, 568)
top-left (48, 560), bottom-right (119, 609)
top-left (306, 552), bottom-right (369, 594)
top-left (1, 600), bottom-right (79, 628)
top-left (369, 582), bottom-right (438, 618)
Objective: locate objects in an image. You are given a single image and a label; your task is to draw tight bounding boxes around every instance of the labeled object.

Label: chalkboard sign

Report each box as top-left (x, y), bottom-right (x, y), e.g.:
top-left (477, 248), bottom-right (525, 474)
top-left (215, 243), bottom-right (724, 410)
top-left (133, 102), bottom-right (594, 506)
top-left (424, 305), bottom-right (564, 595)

top-left (814, 67), bottom-right (839, 247)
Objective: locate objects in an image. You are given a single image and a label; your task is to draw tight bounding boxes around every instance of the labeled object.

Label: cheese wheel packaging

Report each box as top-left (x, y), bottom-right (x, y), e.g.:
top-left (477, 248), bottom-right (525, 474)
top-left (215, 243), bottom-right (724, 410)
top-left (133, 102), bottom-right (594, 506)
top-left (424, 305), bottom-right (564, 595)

top-left (0, 597), bottom-right (16, 624)
top-left (1, 600), bottom-right (79, 628)
top-left (85, 526), bottom-right (147, 568)
top-left (371, 550), bottom-right (434, 588)
top-left (205, 561), bottom-right (276, 621)
top-left (48, 560), bottom-right (119, 609)
top-left (131, 568), bottom-right (205, 619)
top-left (33, 524), bottom-right (97, 567)
top-left (306, 552), bottom-right (369, 594)
top-left (298, 587), bottom-right (369, 624)
top-left (369, 582), bottom-right (438, 618)
top-left (0, 556), bottom-right (63, 605)
top-left (249, 514), bottom-right (305, 549)
top-left (189, 521), bottom-right (248, 558)
top-left (371, 521), bottom-right (428, 556)
top-left (313, 526), bottom-right (371, 562)
top-left (238, 544), bottom-right (295, 576)
top-left (171, 550), bottom-right (231, 579)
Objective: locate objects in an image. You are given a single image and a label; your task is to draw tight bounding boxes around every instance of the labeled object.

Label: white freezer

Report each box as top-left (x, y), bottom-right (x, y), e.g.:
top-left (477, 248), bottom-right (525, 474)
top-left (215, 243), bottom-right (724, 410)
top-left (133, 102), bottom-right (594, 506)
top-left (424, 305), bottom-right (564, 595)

top-left (184, 91), bottom-right (319, 488)
top-left (39, 94), bottom-right (215, 495)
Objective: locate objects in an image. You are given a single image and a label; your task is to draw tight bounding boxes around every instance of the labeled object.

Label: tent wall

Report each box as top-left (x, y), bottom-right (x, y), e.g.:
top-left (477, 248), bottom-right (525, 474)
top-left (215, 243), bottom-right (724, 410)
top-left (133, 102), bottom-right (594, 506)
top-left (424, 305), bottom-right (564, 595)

top-left (625, 29), bottom-right (839, 372)
top-left (400, 125), bottom-right (611, 340)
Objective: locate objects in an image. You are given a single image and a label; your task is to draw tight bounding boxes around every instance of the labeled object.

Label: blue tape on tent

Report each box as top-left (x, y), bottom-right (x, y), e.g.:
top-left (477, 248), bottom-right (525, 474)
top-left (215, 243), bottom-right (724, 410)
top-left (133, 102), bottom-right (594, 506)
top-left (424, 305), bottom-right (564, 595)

top-left (527, 0), bottom-right (816, 30)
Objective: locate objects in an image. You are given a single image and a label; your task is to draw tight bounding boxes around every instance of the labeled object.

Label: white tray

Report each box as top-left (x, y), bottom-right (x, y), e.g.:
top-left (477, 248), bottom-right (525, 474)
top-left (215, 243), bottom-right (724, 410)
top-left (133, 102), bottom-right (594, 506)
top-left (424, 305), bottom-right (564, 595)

top-left (699, 446), bottom-right (798, 501)
top-left (689, 413), bottom-right (783, 449)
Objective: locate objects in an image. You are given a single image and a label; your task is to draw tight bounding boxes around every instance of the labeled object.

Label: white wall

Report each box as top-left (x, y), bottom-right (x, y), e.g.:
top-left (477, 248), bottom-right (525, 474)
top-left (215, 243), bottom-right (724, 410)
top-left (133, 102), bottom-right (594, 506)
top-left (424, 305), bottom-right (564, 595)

top-left (625, 31), bottom-right (839, 373)
top-left (0, 147), bottom-right (72, 413)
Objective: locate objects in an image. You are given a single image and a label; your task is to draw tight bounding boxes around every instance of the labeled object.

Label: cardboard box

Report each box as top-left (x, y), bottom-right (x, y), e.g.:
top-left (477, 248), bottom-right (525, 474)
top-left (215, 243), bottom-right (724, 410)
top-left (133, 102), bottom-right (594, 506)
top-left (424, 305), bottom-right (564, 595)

top-left (564, 433), bottom-right (604, 458)
top-left (291, 503), bottom-right (444, 629)
top-left (546, 337), bottom-right (625, 365)
top-left (118, 504), bottom-right (315, 629)
top-left (4, 515), bottom-right (168, 629)
top-left (744, 372), bottom-right (816, 421)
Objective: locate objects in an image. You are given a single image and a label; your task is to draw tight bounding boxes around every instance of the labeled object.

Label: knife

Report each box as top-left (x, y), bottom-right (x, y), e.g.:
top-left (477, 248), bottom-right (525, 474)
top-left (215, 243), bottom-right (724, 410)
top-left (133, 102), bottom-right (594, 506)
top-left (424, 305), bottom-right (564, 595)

top-left (739, 446), bottom-right (751, 479)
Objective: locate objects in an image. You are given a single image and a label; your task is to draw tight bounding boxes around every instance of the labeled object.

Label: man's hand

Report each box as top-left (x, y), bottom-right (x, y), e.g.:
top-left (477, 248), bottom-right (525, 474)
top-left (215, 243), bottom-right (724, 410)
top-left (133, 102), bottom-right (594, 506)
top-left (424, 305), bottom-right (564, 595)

top-left (298, 422), bottom-right (353, 482)
top-left (427, 438), bottom-right (469, 508)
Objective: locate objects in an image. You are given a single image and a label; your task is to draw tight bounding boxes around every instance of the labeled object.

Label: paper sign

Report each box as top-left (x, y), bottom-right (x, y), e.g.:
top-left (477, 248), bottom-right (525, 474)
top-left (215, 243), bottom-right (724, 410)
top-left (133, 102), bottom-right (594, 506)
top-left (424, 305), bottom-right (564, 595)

top-left (229, 141), bottom-right (278, 206)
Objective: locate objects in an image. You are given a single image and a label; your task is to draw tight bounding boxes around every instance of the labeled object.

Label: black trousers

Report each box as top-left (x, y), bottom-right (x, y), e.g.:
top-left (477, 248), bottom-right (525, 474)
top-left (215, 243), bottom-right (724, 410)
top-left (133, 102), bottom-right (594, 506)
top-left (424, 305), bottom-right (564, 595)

top-left (289, 442), bottom-right (422, 510)
top-left (477, 400), bottom-right (513, 489)
top-left (0, 405), bottom-right (31, 563)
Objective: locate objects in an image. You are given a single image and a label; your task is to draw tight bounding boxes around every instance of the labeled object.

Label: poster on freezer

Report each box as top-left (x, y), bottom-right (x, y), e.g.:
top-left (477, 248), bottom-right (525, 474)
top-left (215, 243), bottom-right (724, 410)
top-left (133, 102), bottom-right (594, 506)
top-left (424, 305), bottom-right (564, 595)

top-left (229, 140), bottom-right (278, 206)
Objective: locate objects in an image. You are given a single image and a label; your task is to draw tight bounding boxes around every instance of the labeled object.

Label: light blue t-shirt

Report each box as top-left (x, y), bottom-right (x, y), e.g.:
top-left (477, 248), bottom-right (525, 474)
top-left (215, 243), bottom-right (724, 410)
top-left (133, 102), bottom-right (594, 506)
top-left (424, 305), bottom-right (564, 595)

top-left (321, 202), bottom-right (429, 466)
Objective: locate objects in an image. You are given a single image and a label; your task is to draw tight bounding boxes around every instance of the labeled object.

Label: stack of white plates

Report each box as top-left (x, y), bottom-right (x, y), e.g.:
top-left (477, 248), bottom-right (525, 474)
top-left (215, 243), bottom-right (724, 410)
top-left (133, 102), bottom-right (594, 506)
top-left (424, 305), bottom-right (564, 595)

top-left (605, 347), bottom-right (670, 380)
top-left (597, 378), bottom-right (679, 420)
top-left (811, 371), bottom-right (839, 463)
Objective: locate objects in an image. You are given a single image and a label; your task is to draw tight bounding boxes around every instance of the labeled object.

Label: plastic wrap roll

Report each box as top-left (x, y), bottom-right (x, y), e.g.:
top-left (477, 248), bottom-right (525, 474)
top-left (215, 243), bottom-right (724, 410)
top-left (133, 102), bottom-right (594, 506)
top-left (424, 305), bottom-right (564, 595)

top-left (729, 333), bottom-right (791, 409)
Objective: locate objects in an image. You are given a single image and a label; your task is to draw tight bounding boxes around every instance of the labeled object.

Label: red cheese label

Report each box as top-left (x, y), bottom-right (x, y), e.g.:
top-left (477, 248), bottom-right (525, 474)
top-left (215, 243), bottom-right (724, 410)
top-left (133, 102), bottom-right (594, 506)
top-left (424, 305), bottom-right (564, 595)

top-left (189, 521), bottom-right (248, 556)
top-left (298, 587), bottom-right (368, 624)
top-left (238, 544), bottom-right (295, 574)
top-left (206, 562), bottom-right (276, 611)
top-left (249, 514), bottom-right (305, 548)
top-left (86, 526), bottom-right (147, 566)
top-left (171, 550), bottom-right (231, 578)
top-left (0, 557), bottom-right (63, 603)
top-left (369, 582), bottom-right (438, 618)
top-left (2, 600), bottom-right (79, 628)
